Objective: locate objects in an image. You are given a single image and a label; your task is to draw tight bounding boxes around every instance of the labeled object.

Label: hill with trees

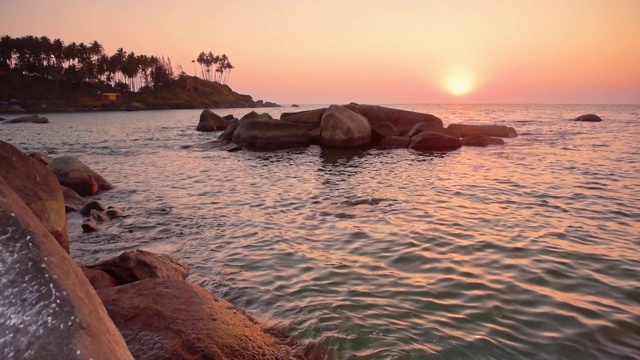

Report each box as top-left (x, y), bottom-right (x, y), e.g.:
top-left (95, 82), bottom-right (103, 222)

top-left (0, 35), bottom-right (278, 112)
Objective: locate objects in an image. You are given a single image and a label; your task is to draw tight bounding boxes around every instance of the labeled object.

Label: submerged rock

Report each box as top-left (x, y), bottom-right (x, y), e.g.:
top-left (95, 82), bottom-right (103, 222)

top-left (62, 186), bottom-right (89, 213)
top-left (48, 156), bottom-right (114, 196)
top-left (447, 124), bottom-right (518, 138)
top-left (90, 250), bottom-right (189, 285)
top-left (0, 140), bottom-right (69, 252)
top-left (5, 114), bottom-right (49, 124)
top-left (460, 134), bottom-right (505, 147)
top-left (98, 278), bottom-right (294, 360)
top-left (574, 114), bottom-right (603, 122)
top-left (79, 200), bottom-right (107, 217)
top-left (0, 177), bottom-right (133, 360)
top-left (410, 131), bottom-right (461, 150)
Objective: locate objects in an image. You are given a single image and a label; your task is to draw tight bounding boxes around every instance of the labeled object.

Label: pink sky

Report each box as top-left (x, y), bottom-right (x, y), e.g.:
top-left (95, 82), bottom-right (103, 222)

top-left (1, 0), bottom-right (639, 104)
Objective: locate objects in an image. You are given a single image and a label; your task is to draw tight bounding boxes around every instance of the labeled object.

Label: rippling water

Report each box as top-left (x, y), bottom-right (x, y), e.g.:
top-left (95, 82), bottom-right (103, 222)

top-left (2, 104), bottom-right (639, 359)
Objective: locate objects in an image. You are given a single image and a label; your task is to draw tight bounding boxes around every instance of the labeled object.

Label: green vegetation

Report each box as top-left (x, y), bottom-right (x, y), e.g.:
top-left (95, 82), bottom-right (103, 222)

top-left (0, 35), bottom-right (275, 112)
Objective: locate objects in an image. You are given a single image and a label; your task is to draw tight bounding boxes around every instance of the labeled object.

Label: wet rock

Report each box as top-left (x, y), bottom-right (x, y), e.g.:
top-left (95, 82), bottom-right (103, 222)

top-left (405, 122), bottom-right (458, 138)
top-left (320, 105), bottom-right (371, 148)
top-left (356, 104), bottom-right (443, 135)
top-left (5, 114), bottom-right (49, 124)
top-left (0, 140), bottom-right (69, 252)
top-left (0, 177), bottom-right (134, 360)
top-left (232, 118), bottom-right (310, 150)
top-left (280, 108), bottom-right (327, 130)
top-left (27, 151), bottom-right (53, 166)
top-left (574, 114), bottom-right (603, 122)
top-left (106, 206), bottom-right (126, 219)
top-left (447, 124), bottom-right (518, 138)
top-left (82, 209), bottom-right (110, 233)
top-left (90, 250), bottom-right (189, 285)
top-left (80, 266), bottom-right (119, 291)
top-left (377, 136), bottom-right (411, 149)
top-left (79, 200), bottom-right (107, 217)
top-left (98, 278), bottom-right (293, 360)
top-left (62, 186), bottom-right (89, 213)
top-left (196, 109), bottom-right (228, 132)
top-left (48, 156), bottom-right (114, 196)
top-left (217, 118), bottom-right (239, 141)
top-left (460, 134), bottom-right (505, 146)
top-left (410, 131), bottom-right (461, 150)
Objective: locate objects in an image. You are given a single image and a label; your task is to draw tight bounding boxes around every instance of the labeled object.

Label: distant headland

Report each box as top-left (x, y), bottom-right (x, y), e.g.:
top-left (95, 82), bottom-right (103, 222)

top-left (0, 35), bottom-right (279, 113)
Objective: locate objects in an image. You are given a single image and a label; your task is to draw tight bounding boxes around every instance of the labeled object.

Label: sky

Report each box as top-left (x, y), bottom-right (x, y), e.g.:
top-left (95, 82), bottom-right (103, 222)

top-left (1, 0), bottom-right (639, 104)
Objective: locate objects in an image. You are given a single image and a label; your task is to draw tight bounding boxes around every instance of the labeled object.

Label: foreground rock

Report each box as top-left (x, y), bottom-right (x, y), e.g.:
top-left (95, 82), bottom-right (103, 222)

top-left (196, 109), bottom-right (228, 132)
top-left (232, 118), bottom-right (311, 150)
top-left (62, 186), bottom-right (89, 213)
top-left (320, 105), bottom-right (372, 148)
top-left (89, 250), bottom-right (189, 285)
top-left (447, 124), bottom-right (518, 138)
top-left (0, 140), bottom-right (69, 252)
top-left (0, 178), bottom-right (134, 360)
top-left (48, 156), bottom-right (114, 196)
top-left (98, 278), bottom-right (293, 360)
top-left (4, 114), bottom-right (49, 124)
top-left (574, 114), bottom-right (603, 122)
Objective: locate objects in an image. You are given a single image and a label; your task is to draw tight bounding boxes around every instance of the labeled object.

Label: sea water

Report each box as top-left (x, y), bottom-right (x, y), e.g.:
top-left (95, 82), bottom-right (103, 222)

top-left (2, 104), bottom-right (639, 359)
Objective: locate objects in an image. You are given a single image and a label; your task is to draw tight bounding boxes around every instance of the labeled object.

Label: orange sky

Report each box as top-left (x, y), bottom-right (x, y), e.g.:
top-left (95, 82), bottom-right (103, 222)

top-left (1, 0), bottom-right (639, 104)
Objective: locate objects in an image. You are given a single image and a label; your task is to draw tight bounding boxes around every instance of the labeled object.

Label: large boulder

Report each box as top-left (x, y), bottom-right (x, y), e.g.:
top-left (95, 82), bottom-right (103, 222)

top-left (0, 178), bottom-right (134, 360)
top-left (89, 250), bottom-right (189, 285)
top-left (98, 278), bottom-right (293, 360)
top-left (196, 109), bottom-right (228, 132)
top-left (80, 266), bottom-right (119, 291)
top-left (447, 124), bottom-right (518, 138)
top-left (355, 105), bottom-right (443, 135)
top-left (48, 156), bottom-right (114, 196)
top-left (371, 122), bottom-right (399, 143)
top-left (574, 114), bottom-right (602, 122)
top-left (0, 141), bottom-right (69, 252)
top-left (280, 108), bottom-right (327, 130)
top-left (231, 118), bottom-right (311, 150)
top-left (320, 105), bottom-right (372, 148)
top-left (410, 131), bottom-right (461, 150)
top-left (5, 115), bottom-right (49, 124)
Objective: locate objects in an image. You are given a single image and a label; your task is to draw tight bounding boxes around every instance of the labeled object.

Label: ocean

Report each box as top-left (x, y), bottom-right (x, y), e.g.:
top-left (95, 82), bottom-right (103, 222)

top-left (2, 104), bottom-right (639, 359)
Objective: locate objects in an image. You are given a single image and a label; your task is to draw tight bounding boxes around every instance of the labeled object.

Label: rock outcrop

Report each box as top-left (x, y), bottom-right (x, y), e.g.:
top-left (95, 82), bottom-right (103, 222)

top-left (0, 140), bottom-right (69, 252)
top-left (231, 118), bottom-right (311, 150)
top-left (574, 114), bottom-right (603, 122)
top-left (320, 105), bottom-right (372, 148)
top-left (196, 109), bottom-right (229, 132)
top-left (98, 278), bottom-right (293, 360)
top-left (48, 156), bottom-right (114, 196)
top-left (280, 108), bottom-right (327, 130)
top-left (0, 177), bottom-right (134, 360)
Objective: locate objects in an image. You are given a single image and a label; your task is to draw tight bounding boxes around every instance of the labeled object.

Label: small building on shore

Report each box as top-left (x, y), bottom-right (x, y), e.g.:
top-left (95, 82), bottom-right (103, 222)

top-left (101, 93), bottom-right (121, 102)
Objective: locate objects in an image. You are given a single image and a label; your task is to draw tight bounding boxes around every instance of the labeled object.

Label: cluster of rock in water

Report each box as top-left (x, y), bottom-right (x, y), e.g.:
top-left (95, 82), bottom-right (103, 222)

top-left (0, 140), bottom-right (296, 359)
top-left (1, 105), bottom-right (604, 359)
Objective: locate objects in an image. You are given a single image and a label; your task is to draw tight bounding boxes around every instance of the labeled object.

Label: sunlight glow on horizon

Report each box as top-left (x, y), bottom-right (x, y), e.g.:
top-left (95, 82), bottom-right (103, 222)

top-left (1, 0), bottom-right (639, 104)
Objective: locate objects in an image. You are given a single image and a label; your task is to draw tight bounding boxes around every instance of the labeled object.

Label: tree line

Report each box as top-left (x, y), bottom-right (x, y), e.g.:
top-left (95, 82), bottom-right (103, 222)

top-left (0, 35), bottom-right (235, 92)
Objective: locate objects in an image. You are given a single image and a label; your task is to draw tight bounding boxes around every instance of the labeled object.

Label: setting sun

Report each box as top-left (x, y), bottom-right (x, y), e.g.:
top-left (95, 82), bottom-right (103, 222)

top-left (445, 73), bottom-right (474, 96)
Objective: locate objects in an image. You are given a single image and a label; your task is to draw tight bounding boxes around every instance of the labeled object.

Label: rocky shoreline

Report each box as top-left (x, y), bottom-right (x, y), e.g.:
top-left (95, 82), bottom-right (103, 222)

top-left (0, 140), bottom-right (299, 359)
